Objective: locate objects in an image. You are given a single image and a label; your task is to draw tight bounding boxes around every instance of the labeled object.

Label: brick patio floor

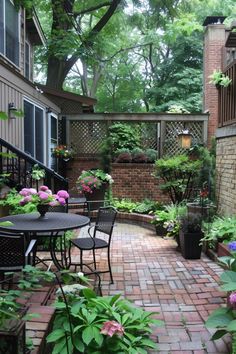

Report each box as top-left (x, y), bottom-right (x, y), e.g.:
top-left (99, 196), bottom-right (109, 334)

top-left (71, 222), bottom-right (231, 354)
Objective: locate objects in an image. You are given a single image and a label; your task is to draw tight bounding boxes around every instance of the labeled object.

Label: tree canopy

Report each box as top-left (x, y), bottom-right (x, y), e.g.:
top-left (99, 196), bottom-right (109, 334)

top-left (16, 0), bottom-right (236, 113)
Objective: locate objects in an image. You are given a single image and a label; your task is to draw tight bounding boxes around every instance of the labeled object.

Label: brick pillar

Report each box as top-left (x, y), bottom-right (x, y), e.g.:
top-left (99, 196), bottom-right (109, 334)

top-left (203, 24), bottom-right (226, 144)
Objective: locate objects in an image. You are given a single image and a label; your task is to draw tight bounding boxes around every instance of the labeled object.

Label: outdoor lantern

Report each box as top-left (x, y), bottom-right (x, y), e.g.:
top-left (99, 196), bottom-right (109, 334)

top-left (8, 102), bottom-right (18, 119)
top-left (178, 129), bottom-right (192, 149)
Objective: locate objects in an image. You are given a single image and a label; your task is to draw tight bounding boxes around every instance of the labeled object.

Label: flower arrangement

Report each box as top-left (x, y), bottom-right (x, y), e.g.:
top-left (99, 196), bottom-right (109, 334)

top-left (76, 169), bottom-right (114, 195)
top-left (19, 186), bottom-right (69, 207)
top-left (52, 145), bottom-right (75, 159)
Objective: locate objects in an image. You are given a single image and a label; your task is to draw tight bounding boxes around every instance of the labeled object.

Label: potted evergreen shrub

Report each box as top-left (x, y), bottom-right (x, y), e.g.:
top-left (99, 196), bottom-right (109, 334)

top-left (179, 215), bottom-right (203, 259)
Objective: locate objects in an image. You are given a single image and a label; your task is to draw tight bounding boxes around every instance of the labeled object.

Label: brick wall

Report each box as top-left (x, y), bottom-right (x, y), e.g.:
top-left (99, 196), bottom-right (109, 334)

top-left (216, 137), bottom-right (236, 215)
top-left (203, 24), bottom-right (226, 144)
top-left (66, 158), bottom-right (169, 202)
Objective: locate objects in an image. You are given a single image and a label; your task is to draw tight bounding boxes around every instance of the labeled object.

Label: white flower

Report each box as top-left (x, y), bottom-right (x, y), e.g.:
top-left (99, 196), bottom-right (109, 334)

top-left (56, 283), bottom-right (88, 295)
top-left (77, 272), bottom-right (84, 278)
top-left (105, 174), bottom-right (114, 184)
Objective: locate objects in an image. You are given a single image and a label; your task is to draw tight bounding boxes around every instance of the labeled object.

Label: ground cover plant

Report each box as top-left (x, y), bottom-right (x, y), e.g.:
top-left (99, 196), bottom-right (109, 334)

top-left (111, 198), bottom-right (162, 214)
top-left (202, 216), bottom-right (236, 249)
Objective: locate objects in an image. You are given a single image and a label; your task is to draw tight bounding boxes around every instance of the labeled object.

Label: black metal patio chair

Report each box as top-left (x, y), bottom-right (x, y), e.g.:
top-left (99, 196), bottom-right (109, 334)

top-left (69, 206), bottom-right (117, 284)
top-left (0, 231), bottom-right (36, 287)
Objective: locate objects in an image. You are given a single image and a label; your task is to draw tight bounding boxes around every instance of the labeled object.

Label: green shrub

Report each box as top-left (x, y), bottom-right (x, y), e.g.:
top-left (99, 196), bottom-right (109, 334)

top-left (154, 154), bottom-right (202, 204)
top-left (109, 123), bottom-right (140, 153)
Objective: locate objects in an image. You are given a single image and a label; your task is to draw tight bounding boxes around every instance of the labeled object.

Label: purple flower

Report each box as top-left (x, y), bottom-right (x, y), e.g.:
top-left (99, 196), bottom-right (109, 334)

top-left (228, 242), bottom-right (236, 251)
top-left (57, 190), bottom-right (69, 199)
top-left (229, 292), bottom-right (236, 305)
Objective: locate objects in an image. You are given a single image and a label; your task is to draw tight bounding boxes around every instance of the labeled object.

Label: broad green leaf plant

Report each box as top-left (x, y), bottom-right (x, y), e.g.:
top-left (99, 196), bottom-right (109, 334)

top-left (47, 287), bottom-right (163, 354)
top-left (206, 242), bottom-right (236, 353)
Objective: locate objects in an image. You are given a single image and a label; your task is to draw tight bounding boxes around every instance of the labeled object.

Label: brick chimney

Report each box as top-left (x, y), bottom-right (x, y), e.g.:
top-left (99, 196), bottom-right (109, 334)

top-left (203, 17), bottom-right (226, 144)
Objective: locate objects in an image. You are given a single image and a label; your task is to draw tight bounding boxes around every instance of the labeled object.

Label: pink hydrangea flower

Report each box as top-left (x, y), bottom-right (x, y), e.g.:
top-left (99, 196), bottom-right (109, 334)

top-left (100, 321), bottom-right (124, 337)
top-left (38, 191), bottom-right (50, 200)
top-left (19, 188), bottom-right (31, 196)
top-left (29, 188), bottom-right (37, 195)
top-left (57, 190), bottom-right (69, 199)
top-left (229, 292), bottom-right (236, 305)
top-left (39, 185), bottom-right (49, 192)
top-left (57, 197), bottom-right (66, 205)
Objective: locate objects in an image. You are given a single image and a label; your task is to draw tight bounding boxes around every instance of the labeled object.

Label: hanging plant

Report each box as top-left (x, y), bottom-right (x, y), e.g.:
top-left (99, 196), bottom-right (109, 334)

top-left (209, 69), bottom-right (232, 88)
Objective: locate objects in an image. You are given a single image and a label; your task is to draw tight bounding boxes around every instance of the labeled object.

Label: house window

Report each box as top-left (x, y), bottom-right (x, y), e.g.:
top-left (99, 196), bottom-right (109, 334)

top-left (24, 100), bottom-right (45, 163)
top-left (49, 114), bottom-right (58, 169)
top-left (24, 42), bottom-right (30, 79)
top-left (0, 0), bottom-right (19, 66)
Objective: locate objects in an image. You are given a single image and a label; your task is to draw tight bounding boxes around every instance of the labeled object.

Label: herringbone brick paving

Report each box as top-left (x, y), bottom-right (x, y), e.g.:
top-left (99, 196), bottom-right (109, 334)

top-left (72, 222), bottom-right (231, 354)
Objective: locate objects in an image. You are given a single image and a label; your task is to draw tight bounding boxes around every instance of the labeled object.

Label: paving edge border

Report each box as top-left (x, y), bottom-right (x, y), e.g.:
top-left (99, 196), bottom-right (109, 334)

top-left (89, 210), bottom-right (155, 231)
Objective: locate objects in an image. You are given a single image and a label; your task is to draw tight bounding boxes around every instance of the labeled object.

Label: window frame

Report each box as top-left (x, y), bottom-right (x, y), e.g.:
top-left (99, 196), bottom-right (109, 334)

top-left (24, 40), bottom-right (30, 79)
top-left (23, 98), bottom-right (46, 164)
top-left (0, 0), bottom-right (20, 68)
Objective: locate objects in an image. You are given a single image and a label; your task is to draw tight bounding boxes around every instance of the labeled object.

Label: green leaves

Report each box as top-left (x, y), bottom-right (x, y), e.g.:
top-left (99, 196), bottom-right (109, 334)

top-left (0, 112), bottom-right (8, 120)
top-left (205, 308), bottom-right (234, 328)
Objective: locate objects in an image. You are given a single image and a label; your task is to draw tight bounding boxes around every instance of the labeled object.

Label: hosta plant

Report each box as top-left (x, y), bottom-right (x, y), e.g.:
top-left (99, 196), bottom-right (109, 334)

top-left (206, 242), bottom-right (236, 353)
top-left (47, 288), bottom-right (163, 354)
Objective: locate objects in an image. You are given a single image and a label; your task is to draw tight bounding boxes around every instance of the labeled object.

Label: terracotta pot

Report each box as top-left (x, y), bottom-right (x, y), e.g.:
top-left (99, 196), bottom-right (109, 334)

top-left (217, 243), bottom-right (231, 257)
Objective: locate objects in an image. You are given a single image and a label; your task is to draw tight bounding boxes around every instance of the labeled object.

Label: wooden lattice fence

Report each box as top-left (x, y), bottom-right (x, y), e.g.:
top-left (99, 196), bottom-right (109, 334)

top-left (60, 113), bottom-right (208, 158)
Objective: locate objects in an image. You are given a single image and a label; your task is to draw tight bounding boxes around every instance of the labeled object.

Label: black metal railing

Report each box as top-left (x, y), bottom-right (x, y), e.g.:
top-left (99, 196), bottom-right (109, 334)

top-left (0, 138), bottom-right (68, 192)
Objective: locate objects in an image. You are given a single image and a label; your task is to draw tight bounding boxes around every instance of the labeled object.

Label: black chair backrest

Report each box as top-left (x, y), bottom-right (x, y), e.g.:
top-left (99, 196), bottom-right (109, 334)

top-left (48, 204), bottom-right (67, 213)
top-left (0, 231), bottom-right (25, 270)
top-left (95, 206), bottom-right (117, 238)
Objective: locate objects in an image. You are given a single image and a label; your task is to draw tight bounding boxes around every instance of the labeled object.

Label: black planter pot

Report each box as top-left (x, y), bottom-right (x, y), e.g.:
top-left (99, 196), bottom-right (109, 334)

top-left (187, 203), bottom-right (210, 219)
top-left (155, 225), bottom-right (167, 237)
top-left (179, 229), bottom-right (203, 259)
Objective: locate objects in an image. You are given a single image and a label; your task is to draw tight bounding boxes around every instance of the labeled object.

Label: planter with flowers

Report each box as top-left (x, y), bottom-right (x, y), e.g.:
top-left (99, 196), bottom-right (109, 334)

top-left (52, 145), bottom-right (75, 162)
top-left (19, 186), bottom-right (69, 218)
top-left (76, 169), bottom-right (113, 211)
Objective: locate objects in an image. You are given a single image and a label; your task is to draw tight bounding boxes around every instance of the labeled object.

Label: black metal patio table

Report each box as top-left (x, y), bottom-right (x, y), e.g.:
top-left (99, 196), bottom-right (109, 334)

top-left (0, 212), bottom-right (90, 270)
